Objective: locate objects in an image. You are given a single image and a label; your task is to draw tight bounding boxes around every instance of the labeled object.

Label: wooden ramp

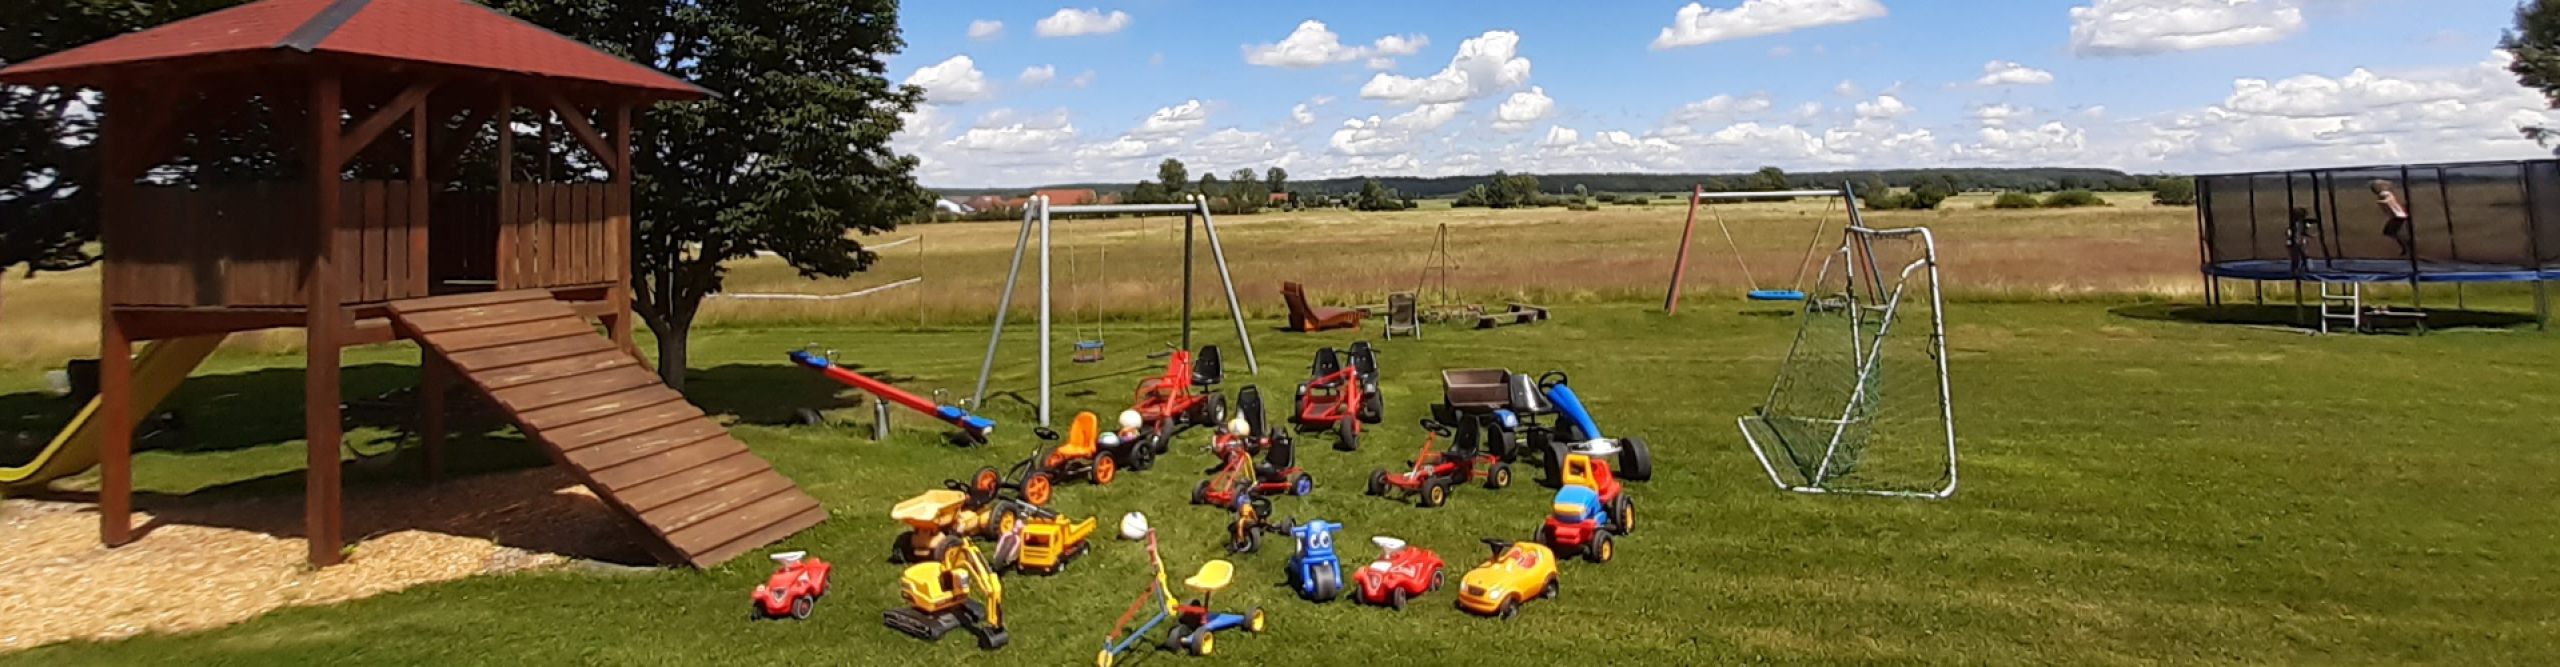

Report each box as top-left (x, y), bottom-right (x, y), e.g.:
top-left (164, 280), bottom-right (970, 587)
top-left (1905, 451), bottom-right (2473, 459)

top-left (387, 291), bottom-right (825, 568)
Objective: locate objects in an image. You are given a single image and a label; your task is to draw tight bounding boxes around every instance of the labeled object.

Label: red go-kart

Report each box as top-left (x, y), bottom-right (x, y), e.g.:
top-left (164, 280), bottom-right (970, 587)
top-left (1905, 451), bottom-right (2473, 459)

top-left (1130, 346), bottom-right (1229, 454)
top-left (1291, 343), bottom-right (1384, 451)
top-left (750, 551), bottom-right (832, 620)
top-left (1352, 536), bottom-right (1446, 611)
top-left (1366, 411), bottom-right (1514, 508)
top-left (1193, 391), bottom-right (1314, 509)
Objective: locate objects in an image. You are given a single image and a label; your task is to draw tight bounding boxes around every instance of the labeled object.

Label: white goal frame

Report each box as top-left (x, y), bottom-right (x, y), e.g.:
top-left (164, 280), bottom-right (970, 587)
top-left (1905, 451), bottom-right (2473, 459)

top-left (1737, 225), bottom-right (1958, 499)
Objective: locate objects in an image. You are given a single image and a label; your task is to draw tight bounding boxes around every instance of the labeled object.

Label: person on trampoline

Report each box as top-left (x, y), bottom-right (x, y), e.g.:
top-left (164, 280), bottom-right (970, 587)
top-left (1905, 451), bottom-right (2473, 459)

top-left (2287, 207), bottom-right (2323, 271)
top-left (2371, 180), bottom-right (2414, 257)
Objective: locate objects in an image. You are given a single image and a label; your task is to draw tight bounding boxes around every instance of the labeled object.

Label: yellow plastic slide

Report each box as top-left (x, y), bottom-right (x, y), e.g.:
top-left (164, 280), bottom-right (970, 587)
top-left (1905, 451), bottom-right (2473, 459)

top-left (1, 335), bottom-right (225, 491)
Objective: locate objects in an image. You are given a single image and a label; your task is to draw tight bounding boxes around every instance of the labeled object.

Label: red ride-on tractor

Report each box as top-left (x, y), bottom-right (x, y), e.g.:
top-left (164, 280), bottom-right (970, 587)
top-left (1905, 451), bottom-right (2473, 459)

top-left (1129, 346), bottom-right (1230, 457)
top-left (1365, 409), bottom-right (1515, 508)
top-left (1290, 343), bottom-right (1384, 451)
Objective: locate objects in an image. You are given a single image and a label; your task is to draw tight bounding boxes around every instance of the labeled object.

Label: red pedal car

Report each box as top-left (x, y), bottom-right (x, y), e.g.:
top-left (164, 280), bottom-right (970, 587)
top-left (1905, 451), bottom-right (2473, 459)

top-left (1366, 411), bottom-right (1514, 508)
top-left (1129, 346), bottom-right (1229, 457)
top-left (1352, 536), bottom-right (1445, 610)
top-left (750, 551), bottom-right (832, 620)
top-left (1193, 390), bottom-right (1314, 509)
top-left (1290, 343), bottom-right (1384, 451)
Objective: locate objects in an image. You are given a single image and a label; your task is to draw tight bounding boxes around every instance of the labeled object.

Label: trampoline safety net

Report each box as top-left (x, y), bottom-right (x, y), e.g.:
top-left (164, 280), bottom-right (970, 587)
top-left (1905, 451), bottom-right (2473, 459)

top-left (2197, 160), bottom-right (2560, 284)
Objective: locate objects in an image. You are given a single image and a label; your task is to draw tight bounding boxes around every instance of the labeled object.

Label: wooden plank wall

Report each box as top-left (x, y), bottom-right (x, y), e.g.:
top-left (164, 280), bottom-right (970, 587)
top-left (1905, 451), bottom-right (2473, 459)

top-left (332, 180), bottom-right (431, 304)
top-left (111, 183), bottom-right (317, 307)
top-left (498, 183), bottom-right (620, 291)
top-left (431, 192), bottom-right (500, 287)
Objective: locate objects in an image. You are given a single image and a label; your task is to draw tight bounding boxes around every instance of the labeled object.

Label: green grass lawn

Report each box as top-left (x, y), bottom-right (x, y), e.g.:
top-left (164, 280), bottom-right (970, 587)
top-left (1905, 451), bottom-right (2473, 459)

top-left (6, 300), bottom-right (2558, 665)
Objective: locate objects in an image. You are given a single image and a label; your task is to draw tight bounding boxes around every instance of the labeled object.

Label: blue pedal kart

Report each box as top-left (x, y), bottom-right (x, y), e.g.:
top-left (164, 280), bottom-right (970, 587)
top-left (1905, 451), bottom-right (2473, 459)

top-left (1437, 369), bottom-right (1654, 488)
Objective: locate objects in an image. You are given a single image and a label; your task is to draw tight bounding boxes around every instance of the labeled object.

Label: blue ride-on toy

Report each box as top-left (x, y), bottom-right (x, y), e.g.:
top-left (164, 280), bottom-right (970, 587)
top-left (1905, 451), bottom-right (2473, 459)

top-left (1281, 519), bottom-right (1345, 602)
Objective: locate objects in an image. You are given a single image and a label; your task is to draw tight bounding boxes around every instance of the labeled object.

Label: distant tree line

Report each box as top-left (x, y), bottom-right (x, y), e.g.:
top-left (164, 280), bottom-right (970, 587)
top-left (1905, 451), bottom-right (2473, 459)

top-left (940, 167), bottom-right (2184, 201)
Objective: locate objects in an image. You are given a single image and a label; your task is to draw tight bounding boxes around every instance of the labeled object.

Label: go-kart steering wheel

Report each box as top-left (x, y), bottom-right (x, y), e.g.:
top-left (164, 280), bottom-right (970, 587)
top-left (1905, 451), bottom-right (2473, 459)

top-left (1033, 426), bottom-right (1061, 441)
top-left (1538, 371), bottom-right (1570, 390)
top-left (1420, 419), bottom-right (1453, 436)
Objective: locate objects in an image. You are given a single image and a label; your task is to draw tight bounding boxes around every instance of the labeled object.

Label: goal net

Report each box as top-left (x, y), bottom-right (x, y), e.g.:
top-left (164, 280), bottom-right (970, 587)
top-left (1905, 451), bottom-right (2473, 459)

top-left (1738, 226), bottom-right (1957, 498)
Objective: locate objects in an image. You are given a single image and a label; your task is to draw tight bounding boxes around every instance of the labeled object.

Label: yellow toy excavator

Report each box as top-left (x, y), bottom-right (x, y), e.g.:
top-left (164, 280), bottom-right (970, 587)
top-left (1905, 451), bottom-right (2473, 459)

top-left (885, 537), bottom-right (1010, 650)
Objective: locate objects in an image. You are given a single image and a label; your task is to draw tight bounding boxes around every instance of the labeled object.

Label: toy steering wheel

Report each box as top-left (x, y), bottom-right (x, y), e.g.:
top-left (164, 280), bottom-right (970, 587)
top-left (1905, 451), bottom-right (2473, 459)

top-left (1538, 371), bottom-right (1570, 390)
top-left (1034, 426), bottom-right (1060, 441)
top-left (1420, 419), bottom-right (1453, 437)
top-left (1480, 537), bottom-right (1515, 557)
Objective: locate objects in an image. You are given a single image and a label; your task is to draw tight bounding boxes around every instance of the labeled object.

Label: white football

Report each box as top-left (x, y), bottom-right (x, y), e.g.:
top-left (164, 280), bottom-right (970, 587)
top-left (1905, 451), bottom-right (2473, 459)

top-left (1119, 512), bottom-right (1151, 540)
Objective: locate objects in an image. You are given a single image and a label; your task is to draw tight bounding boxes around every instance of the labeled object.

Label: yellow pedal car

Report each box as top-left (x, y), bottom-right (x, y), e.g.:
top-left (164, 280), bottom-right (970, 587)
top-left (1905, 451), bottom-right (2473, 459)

top-left (1454, 538), bottom-right (1558, 620)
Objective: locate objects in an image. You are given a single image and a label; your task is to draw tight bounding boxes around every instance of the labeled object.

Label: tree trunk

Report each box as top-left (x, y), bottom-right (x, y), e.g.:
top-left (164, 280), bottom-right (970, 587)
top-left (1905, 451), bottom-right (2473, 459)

top-left (653, 321), bottom-right (689, 391)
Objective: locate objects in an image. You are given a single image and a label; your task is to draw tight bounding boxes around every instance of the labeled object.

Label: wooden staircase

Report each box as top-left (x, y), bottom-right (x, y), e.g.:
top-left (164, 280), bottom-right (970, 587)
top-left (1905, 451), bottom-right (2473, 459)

top-left (387, 291), bottom-right (824, 568)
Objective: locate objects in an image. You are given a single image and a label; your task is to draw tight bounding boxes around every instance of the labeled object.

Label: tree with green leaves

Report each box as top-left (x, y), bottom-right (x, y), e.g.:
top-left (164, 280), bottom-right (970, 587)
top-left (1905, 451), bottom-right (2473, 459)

top-left (1158, 158), bottom-right (1190, 194)
top-left (1129, 179), bottom-right (1168, 204)
top-left (1751, 166), bottom-right (1791, 191)
top-left (1227, 168), bottom-right (1266, 214)
top-left (1264, 166), bottom-right (1288, 206)
top-left (2506, 1), bottom-right (2560, 146)
top-left (2152, 176), bottom-right (2197, 206)
top-left (2, 0), bottom-right (253, 319)
top-left (502, 0), bottom-right (930, 389)
top-left (1197, 172), bottom-right (1222, 208)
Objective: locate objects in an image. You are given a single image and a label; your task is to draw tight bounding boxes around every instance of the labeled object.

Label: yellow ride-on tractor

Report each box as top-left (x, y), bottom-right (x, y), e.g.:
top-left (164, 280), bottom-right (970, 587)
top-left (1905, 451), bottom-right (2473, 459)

top-left (885, 537), bottom-right (1011, 649)
top-left (891, 478), bottom-right (1037, 568)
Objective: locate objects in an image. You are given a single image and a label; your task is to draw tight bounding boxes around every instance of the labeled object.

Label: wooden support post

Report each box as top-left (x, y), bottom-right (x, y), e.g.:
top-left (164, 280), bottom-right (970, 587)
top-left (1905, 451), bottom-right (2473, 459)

top-left (305, 73), bottom-right (348, 568)
top-left (495, 87), bottom-right (514, 291)
top-left (96, 87), bottom-right (138, 548)
top-left (419, 355), bottom-right (448, 483)
top-left (608, 102), bottom-right (636, 353)
top-left (410, 86), bottom-right (432, 297)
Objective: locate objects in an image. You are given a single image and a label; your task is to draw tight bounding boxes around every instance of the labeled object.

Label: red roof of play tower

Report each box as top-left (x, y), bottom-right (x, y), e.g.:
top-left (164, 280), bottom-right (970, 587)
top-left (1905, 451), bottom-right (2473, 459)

top-left (0, 0), bottom-right (705, 99)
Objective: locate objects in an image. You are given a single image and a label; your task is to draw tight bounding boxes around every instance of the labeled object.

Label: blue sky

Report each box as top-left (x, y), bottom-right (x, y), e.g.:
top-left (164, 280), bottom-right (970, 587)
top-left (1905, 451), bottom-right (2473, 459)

top-left (887, 1), bottom-right (2553, 188)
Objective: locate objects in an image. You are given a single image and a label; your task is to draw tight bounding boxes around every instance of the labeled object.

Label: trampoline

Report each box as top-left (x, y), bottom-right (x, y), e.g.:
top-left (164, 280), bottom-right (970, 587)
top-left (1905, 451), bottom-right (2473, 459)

top-left (2195, 159), bottom-right (2556, 330)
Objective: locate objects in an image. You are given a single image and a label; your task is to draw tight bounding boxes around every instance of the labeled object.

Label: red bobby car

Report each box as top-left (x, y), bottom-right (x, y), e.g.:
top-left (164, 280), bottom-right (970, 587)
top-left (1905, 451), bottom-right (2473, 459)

top-left (1352, 536), bottom-right (1446, 610)
top-left (751, 551), bottom-right (833, 620)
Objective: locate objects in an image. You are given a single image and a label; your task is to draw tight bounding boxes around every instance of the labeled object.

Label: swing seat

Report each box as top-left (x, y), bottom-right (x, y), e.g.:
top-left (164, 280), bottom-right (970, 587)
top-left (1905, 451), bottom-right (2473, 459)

top-left (1748, 289), bottom-right (1808, 302)
top-left (1072, 340), bottom-right (1106, 364)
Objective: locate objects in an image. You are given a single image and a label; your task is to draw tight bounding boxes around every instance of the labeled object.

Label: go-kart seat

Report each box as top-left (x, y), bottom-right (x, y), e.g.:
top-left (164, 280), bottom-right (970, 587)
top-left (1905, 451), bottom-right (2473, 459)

top-left (1310, 347), bottom-right (1343, 385)
top-left (1349, 342), bottom-right (1381, 388)
top-left (1506, 373), bottom-right (1552, 415)
top-left (1193, 346), bottom-right (1225, 387)
top-left (1438, 414), bottom-right (1484, 466)
top-left (1237, 386), bottom-right (1269, 440)
top-left (1258, 434), bottom-right (1297, 480)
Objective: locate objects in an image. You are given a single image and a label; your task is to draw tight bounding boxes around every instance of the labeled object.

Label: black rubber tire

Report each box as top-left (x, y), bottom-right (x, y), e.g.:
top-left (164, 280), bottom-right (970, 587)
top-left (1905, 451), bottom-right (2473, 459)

top-left (790, 596), bottom-right (813, 620)
top-left (1620, 437), bottom-right (1654, 482)
top-left (1388, 588), bottom-right (1407, 611)
top-left (1543, 575), bottom-right (1559, 599)
top-left (1367, 470), bottom-right (1387, 496)
top-left (1539, 441), bottom-right (1569, 489)
top-left (1533, 523), bottom-right (1555, 548)
top-left (794, 408), bottom-right (825, 426)
top-left (1133, 443), bottom-right (1158, 471)
top-left (1310, 566), bottom-right (1340, 602)
top-left (1420, 480), bottom-right (1449, 508)
top-left (1612, 495), bottom-right (1635, 535)
top-left (1291, 473), bottom-right (1315, 497)
top-left (1191, 480), bottom-right (1210, 505)
top-left (1587, 531), bottom-right (1614, 564)
top-left (1335, 419), bottom-right (1359, 452)
top-left (1195, 393), bottom-right (1228, 428)
top-left (1358, 391), bottom-right (1384, 425)
top-left (1497, 599), bottom-right (1519, 620)
top-left (1486, 465), bottom-right (1513, 490)
top-left (892, 531), bottom-right (919, 563)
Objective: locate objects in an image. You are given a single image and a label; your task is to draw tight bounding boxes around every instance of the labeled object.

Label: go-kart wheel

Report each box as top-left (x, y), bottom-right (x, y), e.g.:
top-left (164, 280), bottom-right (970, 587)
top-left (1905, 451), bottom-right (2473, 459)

top-left (1132, 443), bottom-right (1159, 470)
top-left (1542, 575), bottom-right (1560, 599)
top-left (794, 408), bottom-right (824, 426)
top-left (1358, 392), bottom-right (1383, 425)
top-left (1291, 473), bottom-right (1315, 497)
top-left (789, 596), bottom-right (813, 620)
top-left (1420, 480), bottom-right (1449, 508)
top-left (1486, 465), bottom-right (1513, 490)
top-left (1539, 441), bottom-right (1570, 489)
top-left (1389, 588), bottom-right (1408, 611)
top-left (1588, 532), bottom-right (1615, 564)
top-left (972, 467), bottom-right (1005, 498)
top-left (1191, 480), bottom-right (1210, 505)
top-left (1619, 437), bottom-right (1654, 482)
top-left (1612, 495), bottom-right (1635, 535)
top-left (1334, 419), bottom-right (1359, 452)
top-left (1366, 470), bottom-right (1387, 496)
top-left (1024, 473), bottom-right (1055, 506)
top-left (1093, 455), bottom-right (1118, 485)
top-left (1194, 631), bottom-right (1215, 656)
top-left (1248, 607), bottom-right (1267, 633)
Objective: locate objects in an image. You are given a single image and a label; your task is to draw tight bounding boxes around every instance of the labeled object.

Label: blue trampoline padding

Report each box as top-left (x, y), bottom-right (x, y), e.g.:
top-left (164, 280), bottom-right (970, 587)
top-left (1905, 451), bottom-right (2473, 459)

top-left (2209, 259), bottom-right (2560, 283)
top-left (1748, 289), bottom-right (1808, 301)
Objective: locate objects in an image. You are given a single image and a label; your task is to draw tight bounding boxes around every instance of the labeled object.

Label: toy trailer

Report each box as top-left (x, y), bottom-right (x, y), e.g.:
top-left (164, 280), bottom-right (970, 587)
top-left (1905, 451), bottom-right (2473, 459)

top-left (0, 0), bottom-right (822, 568)
top-left (1474, 303), bottom-right (1551, 329)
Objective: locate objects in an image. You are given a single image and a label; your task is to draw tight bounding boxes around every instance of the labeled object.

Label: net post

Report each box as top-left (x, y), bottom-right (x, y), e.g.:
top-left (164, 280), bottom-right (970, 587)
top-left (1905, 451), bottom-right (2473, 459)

top-left (2401, 165), bottom-right (2423, 314)
top-left (2524, 163), bottom-right (2552, 331)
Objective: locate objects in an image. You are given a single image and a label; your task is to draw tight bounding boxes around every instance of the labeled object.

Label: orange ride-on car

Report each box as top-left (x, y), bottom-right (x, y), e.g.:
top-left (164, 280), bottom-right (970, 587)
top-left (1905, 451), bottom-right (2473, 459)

top-left (1192, 415), bottom-right (1314, 509)
top-left (1290, 343), bottom-right (1384, 451)
top-left (1366, 411), bottom-right (1514, 508)
top-left (1129, 347), bottom-right (1230, 456)
top-left (1001, 412), bottom-right (1152, 505)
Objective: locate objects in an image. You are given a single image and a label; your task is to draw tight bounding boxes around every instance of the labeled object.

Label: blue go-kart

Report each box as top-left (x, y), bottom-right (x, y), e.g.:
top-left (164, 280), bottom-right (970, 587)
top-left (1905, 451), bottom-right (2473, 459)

top-left (1280, 519), bottom-right (1344, 602)
top-left (1438, 369), bottom-right (1654, 488)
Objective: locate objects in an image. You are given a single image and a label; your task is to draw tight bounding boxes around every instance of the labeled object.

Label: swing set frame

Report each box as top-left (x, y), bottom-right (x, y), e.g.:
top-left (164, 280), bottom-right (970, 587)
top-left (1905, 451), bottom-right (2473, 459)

top-left (974, 195), bottom-right (1260, 427)
top-left (1662, 184), bottom-right (1868, 314)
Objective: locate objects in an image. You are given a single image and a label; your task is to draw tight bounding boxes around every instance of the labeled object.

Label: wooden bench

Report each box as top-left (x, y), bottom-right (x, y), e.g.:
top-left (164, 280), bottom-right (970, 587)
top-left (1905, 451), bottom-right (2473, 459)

top-left (1283, 282), bottom-right (1365, 333)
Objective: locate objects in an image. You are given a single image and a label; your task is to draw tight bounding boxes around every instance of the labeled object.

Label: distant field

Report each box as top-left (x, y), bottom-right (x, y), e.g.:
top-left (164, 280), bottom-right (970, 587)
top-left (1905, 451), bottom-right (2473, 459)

top-left (0, 193), bottom-right (2195, 367)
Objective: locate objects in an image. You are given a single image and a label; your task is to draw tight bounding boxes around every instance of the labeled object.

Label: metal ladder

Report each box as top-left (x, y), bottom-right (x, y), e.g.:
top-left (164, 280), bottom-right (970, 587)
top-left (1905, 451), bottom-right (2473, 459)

top-left (2317, 281), bottom-right (2363, 334)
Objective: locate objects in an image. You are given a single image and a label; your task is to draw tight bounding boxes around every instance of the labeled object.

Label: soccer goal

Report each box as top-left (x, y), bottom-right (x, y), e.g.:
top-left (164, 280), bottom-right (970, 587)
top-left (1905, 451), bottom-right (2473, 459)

top-left (1738, 224), bottom-right (1957, 499)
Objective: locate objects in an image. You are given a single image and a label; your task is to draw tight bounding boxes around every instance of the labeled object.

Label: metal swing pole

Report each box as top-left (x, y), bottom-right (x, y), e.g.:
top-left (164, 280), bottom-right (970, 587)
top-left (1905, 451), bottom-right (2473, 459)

top-left (1038, 197), bottom-right (1055, 426)
top-left (974, 203), bottom-right (1041, 412)
top-left (1181, 207), bottom-right (1195, 353)
top-left (1664, 184), bottom-right (1704, 314)
top-left (1197, 196), bottom-right (1258, 374)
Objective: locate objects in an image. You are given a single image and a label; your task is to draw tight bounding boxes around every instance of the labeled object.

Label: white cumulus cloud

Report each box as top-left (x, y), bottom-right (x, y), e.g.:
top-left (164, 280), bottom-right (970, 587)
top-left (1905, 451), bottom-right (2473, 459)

top-left (1291, 103), bottom-right (1317, 127)
top-left (2070, 0), bottom-right (2304, 57)
top-left (1653, 0), bottom-right (1889, 49)
top-left (1037, 8), bottom-right (1132, 38)
top-left (1360, 30), bottom-right (1533, 106)
top-left (1493, 87), bottom-right (1556, 131)
top-left (1019, 65), bottom-right (1057, 85)
top-left (1854, 95), bottom-right (1912, 119)
top-left (1670, 93), bottom-right (1776, 125)
top-left (1132, 99), bottom-right (1210, 137)
top-left (1244, 20), bottom-right (1430, 69)
top-left (968, 20), bottom-right (1004, 41)
top-left (1976, 60), bottom-right (2056, 86)
top-left (1540, 126), bottom-right (1581, 147)
top-left (904, 55), bottom-right (992, 104)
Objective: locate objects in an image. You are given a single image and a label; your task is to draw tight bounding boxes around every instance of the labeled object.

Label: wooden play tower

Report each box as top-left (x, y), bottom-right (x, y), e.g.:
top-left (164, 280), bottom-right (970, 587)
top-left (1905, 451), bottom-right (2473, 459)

top-left (0, 0), bottom-right (825, 568)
